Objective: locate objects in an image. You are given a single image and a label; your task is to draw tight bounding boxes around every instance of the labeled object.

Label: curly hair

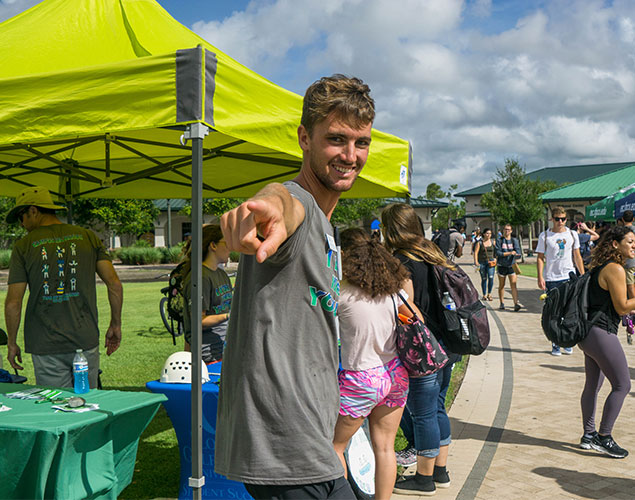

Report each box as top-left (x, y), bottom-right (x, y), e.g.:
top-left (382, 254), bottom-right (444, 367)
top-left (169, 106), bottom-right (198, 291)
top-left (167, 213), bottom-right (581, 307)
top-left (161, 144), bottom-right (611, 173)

top-left (589, 225), bottom-right (632, 269)
top-left (381, 203), bottom-right (455, 269)
top-left (341, 227), bottom-right (409, 297)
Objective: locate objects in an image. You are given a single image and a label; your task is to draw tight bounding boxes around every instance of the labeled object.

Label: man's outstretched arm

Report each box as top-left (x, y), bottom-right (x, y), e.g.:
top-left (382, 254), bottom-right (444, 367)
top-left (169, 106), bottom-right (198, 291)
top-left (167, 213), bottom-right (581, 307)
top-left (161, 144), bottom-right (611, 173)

top-left (221, 183), bottom-right (305, 263)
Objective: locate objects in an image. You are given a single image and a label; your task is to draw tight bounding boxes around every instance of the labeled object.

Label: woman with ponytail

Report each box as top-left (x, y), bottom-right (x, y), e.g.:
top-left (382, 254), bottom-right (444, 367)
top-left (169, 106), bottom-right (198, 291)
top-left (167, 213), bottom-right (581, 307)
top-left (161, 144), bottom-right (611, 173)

top-left (182, 224), bottom-right (233, 363)
top-left (382, 203), bottom-right (459, 496)
top-left (577, 225), bottom-right (635, 458)
top-left (332, 228), bottom-right (412, 500)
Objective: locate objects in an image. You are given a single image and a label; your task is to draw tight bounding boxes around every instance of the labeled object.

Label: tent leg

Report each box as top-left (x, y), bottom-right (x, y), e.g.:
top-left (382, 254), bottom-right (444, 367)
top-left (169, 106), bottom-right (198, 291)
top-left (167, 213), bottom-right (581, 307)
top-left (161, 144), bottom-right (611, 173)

top-left (167, 199), bottom-right (172, 248)
top-left (187, 123), bottom-right (209, 500)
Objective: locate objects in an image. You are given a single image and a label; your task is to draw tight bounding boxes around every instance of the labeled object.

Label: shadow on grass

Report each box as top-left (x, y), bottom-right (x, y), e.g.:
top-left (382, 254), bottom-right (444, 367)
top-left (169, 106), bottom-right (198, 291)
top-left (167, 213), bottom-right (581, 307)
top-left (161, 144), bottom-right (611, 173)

top-left (119, 406), bottom-right (180, 499)
top-left (533, 467), bottom-right (635, 499)
top-left (135, 327), bottom-right (174, 338)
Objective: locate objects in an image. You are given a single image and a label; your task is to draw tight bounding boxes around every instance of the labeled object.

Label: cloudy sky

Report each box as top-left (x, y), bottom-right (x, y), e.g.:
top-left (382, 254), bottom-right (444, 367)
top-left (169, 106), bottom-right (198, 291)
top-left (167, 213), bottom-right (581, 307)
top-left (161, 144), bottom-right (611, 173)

top-left (3, 0), bottom-right (635, 197)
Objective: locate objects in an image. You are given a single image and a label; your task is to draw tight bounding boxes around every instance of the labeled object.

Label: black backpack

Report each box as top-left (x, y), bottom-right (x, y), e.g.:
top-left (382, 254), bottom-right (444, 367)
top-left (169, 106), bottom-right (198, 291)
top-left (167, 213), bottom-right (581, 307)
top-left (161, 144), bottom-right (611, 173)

top-left (431, 229), bottom-right (452, 257)
top-left (166, 262), bottom-right (187, 326)
top-left (541, 266), bottom-right (607, 348)
top-left (425, 262), bottom-right (491, 355)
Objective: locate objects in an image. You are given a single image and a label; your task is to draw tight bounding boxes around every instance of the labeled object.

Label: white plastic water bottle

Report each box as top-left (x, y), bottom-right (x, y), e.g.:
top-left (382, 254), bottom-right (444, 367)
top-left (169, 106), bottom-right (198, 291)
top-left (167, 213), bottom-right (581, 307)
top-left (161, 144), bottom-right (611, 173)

top-left (442, 292), bottom-right (470, 341)
top-left (441, 292), bottom-right (456, 311)
top-left (73, 349), bottom-right (89, 394)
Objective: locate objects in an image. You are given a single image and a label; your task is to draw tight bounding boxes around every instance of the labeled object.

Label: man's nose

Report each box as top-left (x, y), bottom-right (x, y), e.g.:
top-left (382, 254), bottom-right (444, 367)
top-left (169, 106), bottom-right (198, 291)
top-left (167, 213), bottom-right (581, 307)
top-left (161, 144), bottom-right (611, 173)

top-left (341, 142), bottom-right (356, 163)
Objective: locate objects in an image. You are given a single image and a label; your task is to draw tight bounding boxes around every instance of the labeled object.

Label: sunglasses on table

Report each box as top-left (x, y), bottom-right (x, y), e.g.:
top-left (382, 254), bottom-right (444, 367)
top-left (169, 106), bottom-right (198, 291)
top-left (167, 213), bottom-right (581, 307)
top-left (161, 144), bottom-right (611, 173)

top-left (553, 217), bottom-right (567, 222)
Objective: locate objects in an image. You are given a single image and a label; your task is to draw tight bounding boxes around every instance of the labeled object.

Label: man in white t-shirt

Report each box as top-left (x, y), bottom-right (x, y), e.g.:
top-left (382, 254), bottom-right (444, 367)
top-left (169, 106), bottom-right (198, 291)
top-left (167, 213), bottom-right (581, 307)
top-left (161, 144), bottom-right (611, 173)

top-left (536, 206), bottom-right (585, 356)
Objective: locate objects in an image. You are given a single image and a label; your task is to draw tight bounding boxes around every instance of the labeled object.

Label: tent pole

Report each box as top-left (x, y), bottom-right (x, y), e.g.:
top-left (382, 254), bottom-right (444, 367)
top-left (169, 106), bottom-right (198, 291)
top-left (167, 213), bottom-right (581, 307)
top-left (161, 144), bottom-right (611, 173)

top-left (186, 123), bottom-right (208, 500)
top-left (166, 199), bottom-right (172, 248)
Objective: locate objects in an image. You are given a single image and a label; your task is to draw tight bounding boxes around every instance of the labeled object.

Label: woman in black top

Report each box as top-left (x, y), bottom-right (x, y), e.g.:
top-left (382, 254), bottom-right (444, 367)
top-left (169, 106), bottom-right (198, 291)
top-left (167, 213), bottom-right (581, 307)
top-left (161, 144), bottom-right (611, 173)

top-left (473, 228), bottom-right (496, 301)
top-left (382, 203), bottom-right (459, 496)
top-left (578, 225), bottom-right (635, 458)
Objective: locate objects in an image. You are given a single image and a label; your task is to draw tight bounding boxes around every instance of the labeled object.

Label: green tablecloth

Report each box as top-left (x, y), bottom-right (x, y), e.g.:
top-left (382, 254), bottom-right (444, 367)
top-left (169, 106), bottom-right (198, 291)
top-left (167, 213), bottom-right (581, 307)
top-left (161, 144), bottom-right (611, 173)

top-left (0, 383), bottom-right (166, 500)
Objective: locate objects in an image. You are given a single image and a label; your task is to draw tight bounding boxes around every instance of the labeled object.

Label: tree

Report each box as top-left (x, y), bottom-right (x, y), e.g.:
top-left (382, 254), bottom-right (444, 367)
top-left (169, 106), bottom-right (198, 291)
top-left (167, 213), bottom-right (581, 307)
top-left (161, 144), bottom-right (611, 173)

top-left (331, 198), bottom-right (384, 226)
top-left (481, 158), bottom-right (557, 260)
top-left (179, 198), bottom-right (245, 218)
top-left (0, 196), bottom-right (25, 249)
top-left (73, 199), bottom-right (159, 244)
top-left (425, 183), bottom-right (446, 201)
top-left (430, 184), bottom-right (466, 231)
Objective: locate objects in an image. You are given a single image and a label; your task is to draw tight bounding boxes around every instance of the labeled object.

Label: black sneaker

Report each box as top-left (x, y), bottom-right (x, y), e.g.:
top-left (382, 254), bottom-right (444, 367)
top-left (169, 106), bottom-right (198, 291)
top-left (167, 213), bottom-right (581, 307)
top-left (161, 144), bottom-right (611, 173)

top-left (393, 474), bottom-right (436, 496)
top-left (514, 303), bottom-right (522, 312)
top-left (433, 469), bottom-right (451, 488)
top-left (590, 434), bottom-right (629, 458)
top-left (499, 303), bottom-right (505, 310)
top-left (580, 431), bottom-right (597, 450)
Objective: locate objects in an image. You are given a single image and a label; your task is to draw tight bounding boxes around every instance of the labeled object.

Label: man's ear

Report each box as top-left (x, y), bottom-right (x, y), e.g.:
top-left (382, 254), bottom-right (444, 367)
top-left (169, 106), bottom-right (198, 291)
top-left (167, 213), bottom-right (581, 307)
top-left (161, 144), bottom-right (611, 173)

top-left (297, 125), bottom-right (310, 152)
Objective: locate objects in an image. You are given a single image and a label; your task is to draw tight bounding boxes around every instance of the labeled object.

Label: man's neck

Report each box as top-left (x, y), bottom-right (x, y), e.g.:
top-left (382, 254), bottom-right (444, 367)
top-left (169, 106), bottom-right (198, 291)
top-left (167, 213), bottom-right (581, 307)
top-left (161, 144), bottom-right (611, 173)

top-left (33, 214), bottom-right (63, 229)
top-left (550, 226), bottom-right (567, 233)
top-left (293, 171), bottom-right (341, 220)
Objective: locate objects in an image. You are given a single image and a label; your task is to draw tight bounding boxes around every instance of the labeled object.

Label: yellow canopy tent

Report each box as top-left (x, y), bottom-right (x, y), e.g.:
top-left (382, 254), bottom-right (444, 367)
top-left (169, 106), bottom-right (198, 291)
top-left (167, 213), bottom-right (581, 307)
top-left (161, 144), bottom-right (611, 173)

top-left (0, 2), bottom-right (411, 497)
top-left (0, 0), bottom-right (411, 200)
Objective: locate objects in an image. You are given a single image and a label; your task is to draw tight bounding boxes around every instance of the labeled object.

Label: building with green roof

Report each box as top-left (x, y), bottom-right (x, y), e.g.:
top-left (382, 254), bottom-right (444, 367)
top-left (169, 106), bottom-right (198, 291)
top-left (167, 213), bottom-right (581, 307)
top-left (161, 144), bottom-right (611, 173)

top-left (456, 161), bottom-right (635, 237)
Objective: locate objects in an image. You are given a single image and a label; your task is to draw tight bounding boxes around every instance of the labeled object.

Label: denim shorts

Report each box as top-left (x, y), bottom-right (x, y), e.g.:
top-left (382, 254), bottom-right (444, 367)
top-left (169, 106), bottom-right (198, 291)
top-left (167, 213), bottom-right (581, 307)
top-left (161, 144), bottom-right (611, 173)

top-left (338, 357), bottom-right (409, 419)
top-left (497, 265), bottom-right (515, 276)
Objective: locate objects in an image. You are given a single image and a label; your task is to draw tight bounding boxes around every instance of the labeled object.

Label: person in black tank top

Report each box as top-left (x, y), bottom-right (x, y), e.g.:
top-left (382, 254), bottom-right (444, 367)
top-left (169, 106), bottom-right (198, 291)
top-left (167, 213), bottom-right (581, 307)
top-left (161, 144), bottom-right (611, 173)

top-left (473, 228), bottom-right (496, 301)
top-left (577, 226), bottom-right (635, 459)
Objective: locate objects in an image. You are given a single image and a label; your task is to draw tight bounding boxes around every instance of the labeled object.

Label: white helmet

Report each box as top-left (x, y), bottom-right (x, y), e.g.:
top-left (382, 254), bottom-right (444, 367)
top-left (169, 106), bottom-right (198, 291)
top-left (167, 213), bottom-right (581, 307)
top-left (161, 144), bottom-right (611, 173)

top-left (160, 351), bottom-right (210, 384)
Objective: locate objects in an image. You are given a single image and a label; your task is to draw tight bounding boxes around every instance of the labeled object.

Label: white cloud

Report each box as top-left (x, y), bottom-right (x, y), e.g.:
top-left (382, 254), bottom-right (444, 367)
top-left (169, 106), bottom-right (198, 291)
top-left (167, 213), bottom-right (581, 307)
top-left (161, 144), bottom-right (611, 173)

top-left (0, 0), bottom-right (38, 22)
top-left (470, 0), bottom-right (492, 18)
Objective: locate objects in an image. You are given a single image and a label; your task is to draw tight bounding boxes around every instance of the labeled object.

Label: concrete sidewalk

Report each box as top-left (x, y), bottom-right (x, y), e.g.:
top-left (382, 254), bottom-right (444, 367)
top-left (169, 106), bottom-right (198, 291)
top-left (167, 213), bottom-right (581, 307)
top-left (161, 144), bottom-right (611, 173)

top-left (394, 255), bottom-right (635, 499)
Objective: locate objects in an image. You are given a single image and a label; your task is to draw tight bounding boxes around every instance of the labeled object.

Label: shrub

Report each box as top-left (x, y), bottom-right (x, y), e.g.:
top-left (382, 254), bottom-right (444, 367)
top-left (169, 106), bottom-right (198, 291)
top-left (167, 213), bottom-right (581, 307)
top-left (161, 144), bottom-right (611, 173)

top-left (229, 251), bottom-right (240, 263)
top-left (132, 239), bottom-right (152, 248)
top-left (0, 249), bottom-right (11, 269)
top-left (159, 246), bottom-right (182, 264)
top-left (117, 247), bottom-right (162, 265)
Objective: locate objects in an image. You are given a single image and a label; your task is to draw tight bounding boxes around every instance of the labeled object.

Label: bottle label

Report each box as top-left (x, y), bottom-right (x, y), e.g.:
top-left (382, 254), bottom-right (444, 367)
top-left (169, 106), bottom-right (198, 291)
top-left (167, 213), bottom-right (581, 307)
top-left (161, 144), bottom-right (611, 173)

top-left (73, 362), bottom-right (88, 373)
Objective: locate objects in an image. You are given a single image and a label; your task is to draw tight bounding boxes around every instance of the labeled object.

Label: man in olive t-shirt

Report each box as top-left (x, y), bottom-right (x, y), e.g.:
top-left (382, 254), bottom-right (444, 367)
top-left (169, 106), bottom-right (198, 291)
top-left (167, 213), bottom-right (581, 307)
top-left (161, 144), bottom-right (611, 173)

top-left (4, 186), bottom-right (123, 388)
top-left (216, 75), bottom-right (375, 499)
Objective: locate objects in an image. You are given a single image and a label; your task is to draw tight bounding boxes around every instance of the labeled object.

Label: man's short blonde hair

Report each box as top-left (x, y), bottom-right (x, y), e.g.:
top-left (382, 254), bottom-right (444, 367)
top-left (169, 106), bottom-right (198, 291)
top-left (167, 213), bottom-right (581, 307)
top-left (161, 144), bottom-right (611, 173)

top-left (301, 74), bottom-right (375, 136)
top-left (552, 206), bottom-right (566, 217)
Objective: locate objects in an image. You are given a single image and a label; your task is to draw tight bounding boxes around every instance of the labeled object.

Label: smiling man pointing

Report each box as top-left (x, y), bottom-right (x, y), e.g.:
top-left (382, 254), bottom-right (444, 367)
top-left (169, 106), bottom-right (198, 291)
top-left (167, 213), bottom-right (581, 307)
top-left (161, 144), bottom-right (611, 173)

top-left (215, 75), bottom-right (374, 499)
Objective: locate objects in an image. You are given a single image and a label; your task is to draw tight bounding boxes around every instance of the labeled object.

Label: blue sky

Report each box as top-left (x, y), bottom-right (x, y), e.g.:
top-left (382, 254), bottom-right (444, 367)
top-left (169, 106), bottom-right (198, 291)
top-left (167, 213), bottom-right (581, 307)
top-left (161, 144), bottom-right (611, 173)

top-left (3, 0), bottom-right (635, 198)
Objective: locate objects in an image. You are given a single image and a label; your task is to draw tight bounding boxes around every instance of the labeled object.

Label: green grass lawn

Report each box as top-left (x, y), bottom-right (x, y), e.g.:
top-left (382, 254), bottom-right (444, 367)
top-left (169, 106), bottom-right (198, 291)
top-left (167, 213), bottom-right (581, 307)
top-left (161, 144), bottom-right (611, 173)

top-left (516, 262), bottom-right (538, 278)
top-left (0, 280), bottom-right (470, 497)
top-left (0, 281), bottom-right (183, 499)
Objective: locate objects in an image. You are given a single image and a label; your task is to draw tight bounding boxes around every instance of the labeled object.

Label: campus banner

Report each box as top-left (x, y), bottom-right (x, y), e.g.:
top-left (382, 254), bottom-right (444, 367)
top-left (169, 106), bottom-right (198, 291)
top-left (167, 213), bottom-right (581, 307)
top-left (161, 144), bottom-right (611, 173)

top-left (615, 191), bottom-right (635, 218)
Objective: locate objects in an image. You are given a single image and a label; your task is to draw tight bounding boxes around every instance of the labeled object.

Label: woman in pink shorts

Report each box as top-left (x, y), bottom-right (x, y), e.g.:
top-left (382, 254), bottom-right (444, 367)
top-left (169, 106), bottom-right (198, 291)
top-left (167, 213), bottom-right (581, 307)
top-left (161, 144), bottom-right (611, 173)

top-left (333, 228), bottom-right (414, 500)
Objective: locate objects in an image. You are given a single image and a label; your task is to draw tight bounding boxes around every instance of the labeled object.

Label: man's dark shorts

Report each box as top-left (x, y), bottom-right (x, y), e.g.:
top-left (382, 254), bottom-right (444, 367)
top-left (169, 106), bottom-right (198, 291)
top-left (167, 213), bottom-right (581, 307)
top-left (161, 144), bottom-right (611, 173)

top-left (244, 476), bottom-right (353, 499)
top-left (497, 265), bottom-right (515, 276)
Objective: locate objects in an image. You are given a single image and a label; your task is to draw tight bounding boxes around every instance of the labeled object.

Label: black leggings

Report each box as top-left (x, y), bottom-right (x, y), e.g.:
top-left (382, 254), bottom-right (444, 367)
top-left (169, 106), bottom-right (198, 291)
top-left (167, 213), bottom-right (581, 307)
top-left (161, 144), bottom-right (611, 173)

top-left (579, 325), bottom-right (631, 435)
